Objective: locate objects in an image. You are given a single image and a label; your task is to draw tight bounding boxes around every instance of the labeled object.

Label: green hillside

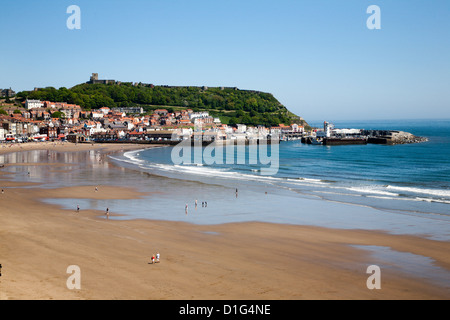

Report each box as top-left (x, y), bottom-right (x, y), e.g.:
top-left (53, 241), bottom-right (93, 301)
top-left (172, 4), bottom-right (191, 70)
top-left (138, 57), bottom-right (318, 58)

top-left (16, 82), bottom-right (309, 128)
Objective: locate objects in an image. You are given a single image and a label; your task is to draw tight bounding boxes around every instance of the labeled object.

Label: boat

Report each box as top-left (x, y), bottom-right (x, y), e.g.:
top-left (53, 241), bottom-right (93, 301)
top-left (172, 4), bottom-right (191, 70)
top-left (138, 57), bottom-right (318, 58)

top-left (310, 137), bottom-right (323, 145)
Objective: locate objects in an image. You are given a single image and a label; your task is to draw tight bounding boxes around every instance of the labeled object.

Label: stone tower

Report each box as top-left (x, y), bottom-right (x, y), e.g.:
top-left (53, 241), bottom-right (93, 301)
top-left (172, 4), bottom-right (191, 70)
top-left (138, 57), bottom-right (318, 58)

top-left (90, 73), bottom-right (99, 82)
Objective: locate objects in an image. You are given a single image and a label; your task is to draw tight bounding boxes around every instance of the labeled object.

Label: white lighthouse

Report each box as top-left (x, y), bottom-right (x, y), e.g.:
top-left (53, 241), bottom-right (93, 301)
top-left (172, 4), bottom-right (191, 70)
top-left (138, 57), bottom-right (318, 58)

top-left (324, 121), bottom-right (334, 138)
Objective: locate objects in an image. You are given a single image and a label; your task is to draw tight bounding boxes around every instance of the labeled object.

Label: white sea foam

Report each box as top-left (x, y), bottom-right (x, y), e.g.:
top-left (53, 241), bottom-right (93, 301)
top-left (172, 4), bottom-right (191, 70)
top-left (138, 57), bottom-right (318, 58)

top-left (286, 177), bottom-right (327, 185)
top-left (349, 186), bottom-right (399, 197)
top-left (386, 185), bottom-right (450, 198)
top-left (123, 149), bottom-right (146, 164)
top-left (121, 149), bottom-right (329, 187)
top-left (119, 150), bottom-right (450, 206)
top-left (415, 197), bottom-right (450, 204)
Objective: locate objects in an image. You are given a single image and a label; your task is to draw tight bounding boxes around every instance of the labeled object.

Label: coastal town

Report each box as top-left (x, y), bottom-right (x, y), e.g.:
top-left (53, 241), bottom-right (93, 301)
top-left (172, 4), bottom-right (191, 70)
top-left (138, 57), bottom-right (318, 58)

top-left (1, 90), bottom-right (306, 144)
top-left (0, 99), bottom-right (291, 144)
top-left (1, 85), bottom-right (426, 146)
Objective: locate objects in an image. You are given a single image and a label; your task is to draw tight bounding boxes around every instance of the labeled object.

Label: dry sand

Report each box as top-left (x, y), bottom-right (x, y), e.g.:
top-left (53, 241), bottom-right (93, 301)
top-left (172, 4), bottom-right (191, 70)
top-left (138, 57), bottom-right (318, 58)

top-left (0, 142), bottom-right (449, 300)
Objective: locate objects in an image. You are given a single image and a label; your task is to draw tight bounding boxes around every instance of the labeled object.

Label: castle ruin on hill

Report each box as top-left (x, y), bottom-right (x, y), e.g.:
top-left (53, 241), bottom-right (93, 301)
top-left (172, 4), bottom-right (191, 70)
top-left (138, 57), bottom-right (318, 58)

top-left (87, 73), bottom-right (116, 85)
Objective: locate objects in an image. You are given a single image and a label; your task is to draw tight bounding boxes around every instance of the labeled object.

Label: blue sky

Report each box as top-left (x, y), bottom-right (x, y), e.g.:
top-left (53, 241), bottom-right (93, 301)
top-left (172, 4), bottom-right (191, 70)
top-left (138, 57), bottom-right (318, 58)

top-left (1, 0), bottom-right (449, 121)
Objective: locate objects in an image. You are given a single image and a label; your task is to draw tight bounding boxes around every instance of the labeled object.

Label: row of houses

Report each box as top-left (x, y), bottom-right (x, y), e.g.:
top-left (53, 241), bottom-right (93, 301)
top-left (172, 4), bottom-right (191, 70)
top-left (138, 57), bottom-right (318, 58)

top-left (1, 99), bottom-right (305, 143)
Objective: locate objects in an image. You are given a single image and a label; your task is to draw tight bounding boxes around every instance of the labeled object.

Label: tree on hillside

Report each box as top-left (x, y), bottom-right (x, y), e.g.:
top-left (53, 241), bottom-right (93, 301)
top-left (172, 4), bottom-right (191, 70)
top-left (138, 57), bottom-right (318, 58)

top-left (51, 111), bottom-right (65, 118)
top-left (14, 82), bottom-right (306, 127)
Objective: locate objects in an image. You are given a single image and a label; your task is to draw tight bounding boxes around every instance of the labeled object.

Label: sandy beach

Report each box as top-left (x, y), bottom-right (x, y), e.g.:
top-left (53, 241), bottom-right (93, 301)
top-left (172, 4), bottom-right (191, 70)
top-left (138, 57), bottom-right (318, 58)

top-left (0, 142), bottom-right (449, 300)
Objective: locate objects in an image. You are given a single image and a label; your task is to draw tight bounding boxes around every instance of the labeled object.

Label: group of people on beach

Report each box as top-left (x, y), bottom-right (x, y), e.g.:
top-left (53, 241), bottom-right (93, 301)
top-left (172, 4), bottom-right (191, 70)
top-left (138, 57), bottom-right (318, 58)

top-left (196, 199), bottom-right (208, 208)
top-left (74, 187), bottom-right (111, 219)
top-left (186, 199), bottom-right (209, 214)
top-left (75, 202), bottom-right (110, 220)
top-left (150, 252), bottom-right (160, 264)
top-left (185, 188), bottom-right (241, 214)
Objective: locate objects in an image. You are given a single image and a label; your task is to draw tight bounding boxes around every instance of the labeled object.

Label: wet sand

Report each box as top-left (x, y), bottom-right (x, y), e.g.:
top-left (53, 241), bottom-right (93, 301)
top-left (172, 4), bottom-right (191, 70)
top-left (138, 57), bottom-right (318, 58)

top-left (0, 142), bottom-right (449, 300)
top-left (0, 141), bottom-right (149, 155)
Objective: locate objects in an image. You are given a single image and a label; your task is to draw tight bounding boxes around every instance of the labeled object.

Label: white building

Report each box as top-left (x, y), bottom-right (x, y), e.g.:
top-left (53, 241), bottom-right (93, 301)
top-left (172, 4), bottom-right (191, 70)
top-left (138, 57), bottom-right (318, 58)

top-left (291, 124), bottom-right (304, 133)
top-left (91, 111), bottom-right (104, 119)
top-left (90, 123), bottom-right (106, 135)
top-left (25, 99), bottom-right (44, 110)
top-left (189, 111), bottom-right (210, 120)
top-left (236, 124), bottom-right (247, 133)
top-left (176, 128), bottom-right (193, 140)
top-left (333, 128), bottom-right (362, 136)
top-left (99, 107), bottom-right (111, 115)
top-left (222, 125), bottom-right (233, 134)
top-left (228, 132), bottom-right (247, 140)
top-left (0, 127), bottom-right (6, 141)
top-left (269, 127), bottom-right (281, 136)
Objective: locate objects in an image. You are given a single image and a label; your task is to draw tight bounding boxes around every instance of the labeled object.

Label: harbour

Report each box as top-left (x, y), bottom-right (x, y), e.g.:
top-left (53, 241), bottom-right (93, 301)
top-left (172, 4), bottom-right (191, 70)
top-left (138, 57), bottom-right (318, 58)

top-left (300, 121), bottom-right (428, 146)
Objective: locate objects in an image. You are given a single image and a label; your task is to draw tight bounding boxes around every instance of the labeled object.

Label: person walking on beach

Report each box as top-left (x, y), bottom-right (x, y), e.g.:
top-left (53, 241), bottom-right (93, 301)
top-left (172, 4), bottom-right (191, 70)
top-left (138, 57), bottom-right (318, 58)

top-left (156, 252), bottom-right (160, 263)
top-left (151, 254), bottom-right (155, 264)
top-left (106, 207), bottom-right (109, 219)
top-left (205, 201), bottom-right (207, 207)
top-left (236, 188), bottom-right (238, 198)
top-left (77, 205), bottom-right (79, 213)
top-left (185, 203), bottom-right (188, 215)
top-left (195, 199), bottom-right (198, 209)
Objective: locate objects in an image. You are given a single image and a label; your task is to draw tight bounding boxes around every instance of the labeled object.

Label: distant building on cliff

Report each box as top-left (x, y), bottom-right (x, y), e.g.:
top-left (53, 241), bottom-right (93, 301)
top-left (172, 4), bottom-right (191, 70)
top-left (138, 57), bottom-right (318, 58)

top-left (1, 88), bottom-right (16, 97)
top-left (87, 73), bottom-right (116, 85)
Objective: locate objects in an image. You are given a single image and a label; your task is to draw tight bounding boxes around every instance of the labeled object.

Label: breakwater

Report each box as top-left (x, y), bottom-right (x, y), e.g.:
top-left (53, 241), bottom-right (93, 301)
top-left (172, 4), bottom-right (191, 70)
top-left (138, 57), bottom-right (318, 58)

top-left (301, 130), bottom-right (428, 146)
top-left (365, 131), bottom-right (428, 145)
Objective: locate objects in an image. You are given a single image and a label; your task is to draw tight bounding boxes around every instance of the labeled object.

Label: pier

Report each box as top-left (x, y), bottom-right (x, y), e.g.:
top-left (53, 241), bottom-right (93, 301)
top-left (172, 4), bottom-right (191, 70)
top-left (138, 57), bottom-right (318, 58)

top-left (299, 122), bottom-right (428, 146)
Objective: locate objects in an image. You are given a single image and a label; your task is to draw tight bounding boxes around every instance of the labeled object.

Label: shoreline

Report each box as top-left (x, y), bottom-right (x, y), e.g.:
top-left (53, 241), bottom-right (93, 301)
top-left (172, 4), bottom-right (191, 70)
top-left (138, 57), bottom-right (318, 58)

top-left (1, 143), bottom-right (449, 299)
top-left (0, 141), bottom-right (164, 156)
top-left (106, 144), bottom-right (450, 242)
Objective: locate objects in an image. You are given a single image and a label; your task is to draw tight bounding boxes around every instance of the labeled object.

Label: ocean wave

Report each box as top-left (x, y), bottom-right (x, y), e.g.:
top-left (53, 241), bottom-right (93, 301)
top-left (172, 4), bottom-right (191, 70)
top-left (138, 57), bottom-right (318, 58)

top-left (109, 155), bottom-right (144, 166)
top-left (119, 150), bottom-right (450, 206)
top-left (349, 186), bottom-right (399, 197)
top-left (386, 185), bottom-right (450, 198)
top-left (122, 149), bottom-right (147, 164)
top-left (286, 177), bottom-right (328, 185)
top-left (121, 150), bottom-right (337, 188)
top-left (415, 197), bottom-right (450, 204)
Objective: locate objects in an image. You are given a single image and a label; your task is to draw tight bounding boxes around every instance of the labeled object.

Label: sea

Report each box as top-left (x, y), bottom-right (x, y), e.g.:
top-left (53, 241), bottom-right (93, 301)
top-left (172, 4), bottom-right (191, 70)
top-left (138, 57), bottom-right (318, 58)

top-left (108, 119), bottom-right (450, 237)
top-left (3, 119), bottom-right (450, 241)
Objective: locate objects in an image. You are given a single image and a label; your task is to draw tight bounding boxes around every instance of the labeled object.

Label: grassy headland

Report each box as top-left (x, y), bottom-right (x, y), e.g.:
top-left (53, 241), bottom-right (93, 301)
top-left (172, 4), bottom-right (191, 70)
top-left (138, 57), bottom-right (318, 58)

top-left (15, 82), bottom-right (310, 129)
